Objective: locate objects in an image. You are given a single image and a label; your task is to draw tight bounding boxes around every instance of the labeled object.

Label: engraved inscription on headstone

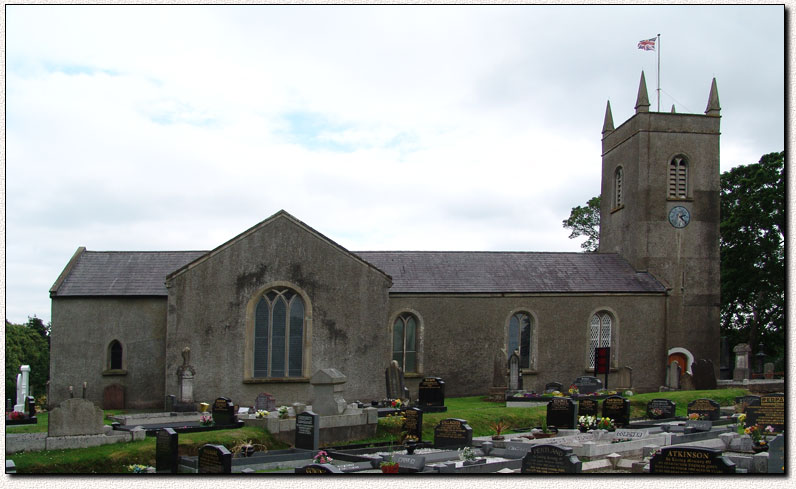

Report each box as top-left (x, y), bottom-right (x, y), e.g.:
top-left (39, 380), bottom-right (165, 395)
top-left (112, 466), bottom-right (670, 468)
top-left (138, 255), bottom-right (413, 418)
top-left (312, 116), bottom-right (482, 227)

top-left (419, 377), bottom-right (445, 407)
top-left (745, 393), bottom-right (784, 432)
top-left (520, 444), bottom-right (582, 474)
top-left (433, 418), bottom-right (472, 449)
top-left (572, 376), bottom-right (602, 394)
top-left (649, 447), bottom-right (735, 474)
top-left (403, 407), bottom-right (423, 442)
top-left (687, 398), bottom-right (720, 421)
top-left (601, 395), bottom-right (630, 426)
top-left (577, 398), bottom-right (598, 417)
top-left (212, 397), bottom-right (236, 426)
top-left (197, 444), bottom-right (232, 474)
top-left (255, 392), bottom-right (276, 412)
top-left (646, 398), bottom-right (676, 419)
top-left (690, 359), bottom-right (717, 390)
top-left (546, 397), bottom-right (576, 429)
top-left (295, 410), bottom-right (320, 451)
top-left (156, 428), bottom-right (179, 474)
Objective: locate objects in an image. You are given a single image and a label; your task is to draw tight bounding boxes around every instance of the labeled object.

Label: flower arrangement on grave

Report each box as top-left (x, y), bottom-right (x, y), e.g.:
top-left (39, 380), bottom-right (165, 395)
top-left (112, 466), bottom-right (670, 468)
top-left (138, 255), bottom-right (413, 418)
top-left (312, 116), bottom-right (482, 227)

top-left (8, 411), bottom-right (25, 420)
top-left (687, 412), bottom-right (706, 421)
top-left (35, 395), bottom-right (47, 412)
top-left (490, 419), bottom-right (510, 440)
top-left (745, 424), bottom-right (775, 451)
top-left (623, 390), bottom-right (634, 397)
top-left (649, 408), bottom-right (663, 418)
top-left (578, 415), bottom-right (598, 432)
top-left (126, 464), bottom-right (153, 473)
top-left (403, 434), bottom-right (419, 444)
top-left (736, 413), bottom-right (747, 435)
top-left (595, 417), bottom-right (616, 431)
top-left (568, 384), bottom-right (579, 396)
top-left (379, 450), bottom-right (399, 473)
top-left (313, 450), bottom-right (333, 464)
top-left (199, 414), bottom-right (214, 427)
top-left (390, 398), bottom-right (403, 409)
top-left (551, 390), bottom-right (564, 397)
top-left (458, 446), bottom-right (477, 462)
top-left (255, 410), bottom-right (269, 419)
top-left (277, 405), bottom-right (289, 419)
top-left (379, 413), bottom-right (407, 440)
top-left (231, 439), bottom-right (267, 457)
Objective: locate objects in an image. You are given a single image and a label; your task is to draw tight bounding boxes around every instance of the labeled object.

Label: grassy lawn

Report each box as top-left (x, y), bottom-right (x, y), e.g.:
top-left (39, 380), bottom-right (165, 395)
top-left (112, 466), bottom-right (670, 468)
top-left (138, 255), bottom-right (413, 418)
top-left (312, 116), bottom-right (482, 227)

top-left (7, 388), bottom-right (749, 473)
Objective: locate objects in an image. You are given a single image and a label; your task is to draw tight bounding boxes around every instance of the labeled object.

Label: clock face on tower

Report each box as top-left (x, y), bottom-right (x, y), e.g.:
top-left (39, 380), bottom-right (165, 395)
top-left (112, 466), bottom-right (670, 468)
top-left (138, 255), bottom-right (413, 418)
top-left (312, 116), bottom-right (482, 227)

top-left (668, 206), bottom-right (691, 228)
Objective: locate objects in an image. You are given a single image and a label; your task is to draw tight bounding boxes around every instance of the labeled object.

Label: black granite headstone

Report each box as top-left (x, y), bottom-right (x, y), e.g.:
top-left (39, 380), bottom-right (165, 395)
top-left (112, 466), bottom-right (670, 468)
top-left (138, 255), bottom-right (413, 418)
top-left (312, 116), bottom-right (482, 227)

top-left (572, 376), bottom-right (602, 394)
top-left (156, 428), bottom-right (179, 474)
top-left (165, 395), bottom-right (175, 412)
top-left (687, 398), bottom-right (721, 421)
top-left (520, 444), bottom-right (582, 474)
top-left (577, 398), bottom-right (598, 416)
top-left (211, 397), bottom-right (236, 426)
top-left (690, 359), bottom-right (717, 390)
top-left (649, 446), bottom-right (735, 474)
top-left (26, 396), bottom-right (36, 418)
top-left (419, 377), bottom-right (445, 407)
top-left (433, 418), bottom-right (472, 449)
top-left (295, 410), bottom-right (320, 451)
top-left (255, 392), bottom-right (276, 412)
top-left (546, 397), bottom-right (576, 429)
top-left (403, 407), bottom-right (423, 442)
top-left (745, 393), bottom-right (784, 432)
top-left (197, 444), bottom-right (232, 474)
top-left (601, 395), bottom-right (630, 427)
top-left (295, 463), bottom-right (342, 473)
top-left (646, 399), bottom-right (676, 419)
top-left (544, 382), bottom-right (563, 393)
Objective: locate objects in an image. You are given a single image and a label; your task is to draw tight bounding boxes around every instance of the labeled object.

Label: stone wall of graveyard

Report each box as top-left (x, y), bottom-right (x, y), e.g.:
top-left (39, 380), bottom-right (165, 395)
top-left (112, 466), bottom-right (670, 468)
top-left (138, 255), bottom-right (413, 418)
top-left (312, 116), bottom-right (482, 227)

top-left (164, 214), bottom-right (393, 408)
top-left (49, 296), bottom-right (168, 408)
top-left (600, 109), bottom-right (721, 374)
top-left (389, 293), bottom-right (667, 398)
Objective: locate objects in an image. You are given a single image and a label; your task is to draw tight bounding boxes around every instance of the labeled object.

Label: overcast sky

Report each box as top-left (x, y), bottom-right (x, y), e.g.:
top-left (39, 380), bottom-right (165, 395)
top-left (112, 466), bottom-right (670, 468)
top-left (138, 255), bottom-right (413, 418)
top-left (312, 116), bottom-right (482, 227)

top-left (3, 4), bottom-right (786, 325)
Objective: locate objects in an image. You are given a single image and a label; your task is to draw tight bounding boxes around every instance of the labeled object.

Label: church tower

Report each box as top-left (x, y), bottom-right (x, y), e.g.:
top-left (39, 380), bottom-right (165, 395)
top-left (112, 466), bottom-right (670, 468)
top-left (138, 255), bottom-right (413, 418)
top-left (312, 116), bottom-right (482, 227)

top-left (599, 72), bottom-right (721, 376)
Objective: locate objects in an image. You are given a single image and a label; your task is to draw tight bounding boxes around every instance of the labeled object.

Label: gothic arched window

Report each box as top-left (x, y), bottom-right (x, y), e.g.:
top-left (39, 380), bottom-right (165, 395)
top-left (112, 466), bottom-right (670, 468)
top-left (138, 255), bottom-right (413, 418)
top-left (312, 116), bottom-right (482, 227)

top-left (253, 288), bottom-right (305, 378)
top-left (392, 313), bottom-right (419, 373)
top-left (588, 311), bottom-right (613, 369)
top-left (508, 312), bottom-right (535, 370)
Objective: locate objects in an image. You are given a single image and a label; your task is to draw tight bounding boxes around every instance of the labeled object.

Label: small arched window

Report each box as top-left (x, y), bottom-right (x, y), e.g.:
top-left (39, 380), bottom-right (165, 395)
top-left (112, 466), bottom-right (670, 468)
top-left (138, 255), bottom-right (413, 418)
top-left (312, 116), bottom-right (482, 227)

top-left (253, 288), bottom-right (305, 378)
top-left (508, 312), bottom-right (535, 370)
top-left (668, 156), bottom-right (688, 199)
top-left (613, 166), bottom-right (624, 208)
top-left (108, 340), bottom-right (123, 370)
top-left (392, 313), bottom-right (418, 373)
top-left (588, 312), bottom-right (613, 369)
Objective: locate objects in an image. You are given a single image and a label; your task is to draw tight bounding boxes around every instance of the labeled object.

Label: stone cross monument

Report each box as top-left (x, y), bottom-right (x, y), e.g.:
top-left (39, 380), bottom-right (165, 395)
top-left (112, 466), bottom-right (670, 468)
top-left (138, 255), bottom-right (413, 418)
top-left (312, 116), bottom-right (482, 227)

top-left (176, 347), bottom-right (196, 407)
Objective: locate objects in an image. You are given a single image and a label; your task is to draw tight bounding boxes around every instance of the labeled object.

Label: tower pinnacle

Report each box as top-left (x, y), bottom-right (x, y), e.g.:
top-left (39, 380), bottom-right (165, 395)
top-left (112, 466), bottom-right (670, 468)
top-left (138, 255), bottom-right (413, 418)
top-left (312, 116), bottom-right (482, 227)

top-left (635, 71), bottom-right (650, 113)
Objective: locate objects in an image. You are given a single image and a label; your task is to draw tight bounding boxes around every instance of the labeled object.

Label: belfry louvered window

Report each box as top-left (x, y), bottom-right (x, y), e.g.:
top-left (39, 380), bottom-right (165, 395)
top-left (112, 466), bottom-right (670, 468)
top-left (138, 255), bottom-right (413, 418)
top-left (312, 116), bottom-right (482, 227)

top-left (588, 312), bottom-right (612, 369)
top-left (393, 313), bottom-right (418, 373)
top-left (614, 166), bottom-right (624, 208)
top-left (254, 288), bottom-right (304, 378)
top-left (508, 312), bottom-right (534, 369)
top-left (668, 156), bottom-right (688, 198)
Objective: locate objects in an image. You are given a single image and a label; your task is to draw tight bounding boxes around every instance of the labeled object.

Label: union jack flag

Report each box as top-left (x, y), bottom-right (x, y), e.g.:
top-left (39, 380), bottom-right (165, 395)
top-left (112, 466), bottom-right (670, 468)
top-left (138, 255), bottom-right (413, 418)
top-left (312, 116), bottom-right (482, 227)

top-left (638, 38), bottom-right (656, 51)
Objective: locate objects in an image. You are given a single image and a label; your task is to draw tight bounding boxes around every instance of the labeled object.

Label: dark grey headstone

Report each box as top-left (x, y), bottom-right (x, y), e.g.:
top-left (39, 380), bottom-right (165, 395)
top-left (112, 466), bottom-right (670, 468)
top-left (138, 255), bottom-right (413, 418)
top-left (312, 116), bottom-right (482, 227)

top-left (572, 376), bottom-right (602, 394)
top-left (164, 395), bottom-right (175, 412)
top-left (433, 418), bottom-right (472, 449)
top-left (649, 446), bottom-right (735, 474)
top-left (690, 359), bottom-right (717, 390)
top-left (734, 395), bottom-right (761, 412)
top-left (26, 396), bottom-right (36, 418)
top-left (546, 397), bottom-right (576, 429)
top-left (685, 420), bottom-right (713, 432)
top-left (295, 463), bottom-right (342, 473)
top-left (745, 393), bottom-right (784, 432)
top-left (255, 392), bottom-right (276, 412)
top-left (197, 444), bottom-right (232, 474)
top-left (687, 398), bottom-right (721, 421)
top-left (211, 397), bottom-right (235, 426)
top-left (646, 398), bottom-right (676, 419)
top-left (521, 445), bottom-right (582, 474)
top-left (295, 410), bottom-right (320, 451)
top-left (385, 361), bottom-right (406, 400)
top-left (156, 428), bottom-right (179, 474)
top-left (419, 377), bottom-right (445, 407)
top-left (601, 395), bottom-right (630, 427)
top-left (403, 407), bottom-right (423, 441)
top-left (544, 382), bottom-right (563, 393)
top-left (577, 398), bottom-right (598, 416)
top-left (767, 434), bottom-right (785, 473)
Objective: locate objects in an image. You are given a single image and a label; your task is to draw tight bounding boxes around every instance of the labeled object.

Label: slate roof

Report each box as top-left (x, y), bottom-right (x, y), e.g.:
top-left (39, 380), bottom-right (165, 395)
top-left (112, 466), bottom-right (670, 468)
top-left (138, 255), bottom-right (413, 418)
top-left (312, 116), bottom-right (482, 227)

top-left (51, 251), bottom-right (206, 296)
top-left (354, 251), bottom-right (665, 294)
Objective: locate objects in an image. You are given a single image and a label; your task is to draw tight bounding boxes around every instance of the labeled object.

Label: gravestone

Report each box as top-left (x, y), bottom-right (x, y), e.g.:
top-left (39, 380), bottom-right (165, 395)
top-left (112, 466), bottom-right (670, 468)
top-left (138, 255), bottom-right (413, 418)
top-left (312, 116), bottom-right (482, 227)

top-left (646, 399), bottom-right (676, 419)
top-left (767, 434), bottom-right (785, 473)
top-left (26, 396), bottom-right (36, 419)
top-left (649, 446), bottom-right (735, 474)
top-left (745, 393), bottom-right (784, 432)
top-left (544, 382), bottom-right (563, 393)
top-left (492, 349), bottom-right (507, 388)
top-left (48, 398), bottom-right (105, 437)
top-left (403, 407), bottom-right (423, 441)
top-left (546, 397), bottom-right (576, 429)
top-left (102, 383), bottom-right (125, 410)
top-left (197, 444), bottom-right (232, 474)
top-left (386, 453), bottom-right (425, 472)
top-left (433, 418), bottom-right (472, 449)
top-left (679, 371), bottom-right (695, 390)
top-left (520, 445), bottom-right (582, 474)
top-left (690, 359), bottom-right (717, 390)
top-left (310, 368), bottom-right (347, 416)
top-left (385, 360), bottom-right (407, 401)
top-left (763, 362), bottom-right (775, 379)
top-left (211, 397), bottom-right (236, 426)
top-left (295, 463), bottom-right (343, 473)
top-left (734, 395), bottom-right (761, 413)
top-left (572, 376), bottom-right (602, 394)
top-left (601, 395), bottom-right (630, 427)
top-left (577, 398), bottom-right (598, 417)
top-left (6, 399), bottom-right (12, 412)
top-left (666, 361), bottom-right (682, 390)
top-left (418, 377), bottom-right (446, 412)
top-left (255, 392), bottom-right (276, 412)
top-left (687, 398), bottom-right (721, 421)
top-left (733, 343), bottom-right (752, 381)
top-left (14, 365), bottom-right (31, 413)
top-left (508, 351), bottom-right (521, 391)
top-left (295, 410), bottom-right (320, 451)
top-left (156, 428), bottom-right (179, 474)
top-left (165, 394), bottom-right (175, 412)
top-left (175, 347), bottom-right (196, 411)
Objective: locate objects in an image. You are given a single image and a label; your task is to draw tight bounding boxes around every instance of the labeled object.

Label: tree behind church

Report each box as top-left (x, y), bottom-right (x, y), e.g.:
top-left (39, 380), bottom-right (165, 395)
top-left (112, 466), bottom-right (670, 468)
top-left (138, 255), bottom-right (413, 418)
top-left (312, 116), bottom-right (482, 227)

top-left (5, 317), bottom-right (50, 399)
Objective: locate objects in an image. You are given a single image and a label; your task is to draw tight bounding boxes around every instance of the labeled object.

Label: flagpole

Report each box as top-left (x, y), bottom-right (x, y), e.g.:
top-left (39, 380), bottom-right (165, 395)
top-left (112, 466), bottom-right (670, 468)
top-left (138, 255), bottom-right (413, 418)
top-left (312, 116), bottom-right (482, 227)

top-left (657, 33), bottom-right (661, 112)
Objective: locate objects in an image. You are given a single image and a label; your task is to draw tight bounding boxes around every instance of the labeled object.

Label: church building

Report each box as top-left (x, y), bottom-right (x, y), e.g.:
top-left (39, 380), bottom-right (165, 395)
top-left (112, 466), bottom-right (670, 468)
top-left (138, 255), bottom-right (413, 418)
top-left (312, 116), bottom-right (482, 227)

top-left (49, 74), bottom-right (721, 409)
